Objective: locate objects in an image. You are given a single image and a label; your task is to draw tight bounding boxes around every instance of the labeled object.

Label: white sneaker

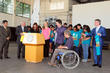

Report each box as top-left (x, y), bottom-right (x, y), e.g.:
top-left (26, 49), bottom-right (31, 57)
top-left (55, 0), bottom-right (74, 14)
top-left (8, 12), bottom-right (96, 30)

top-left (82, 59), bottom-right (87, 62)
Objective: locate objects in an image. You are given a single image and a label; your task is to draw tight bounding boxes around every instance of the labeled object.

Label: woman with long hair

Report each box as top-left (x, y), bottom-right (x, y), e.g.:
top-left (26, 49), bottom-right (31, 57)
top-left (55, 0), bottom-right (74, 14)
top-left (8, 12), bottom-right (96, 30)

top-left (42, 22), bottom-right (50, 57)
top-left (81, 25), bottom-right (91, 62)
top-left (31, 23), bottom-right (39, 33)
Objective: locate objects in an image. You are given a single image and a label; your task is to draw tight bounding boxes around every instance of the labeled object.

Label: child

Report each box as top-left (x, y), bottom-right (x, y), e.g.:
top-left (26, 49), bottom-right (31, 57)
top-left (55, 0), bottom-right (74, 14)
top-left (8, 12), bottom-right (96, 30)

top-left (27, 26), bottom-right (31, 33)
top-left (68, 24), bottom-right (73, 34)
top-left (81, 25), bottom-right (91, 62)
top-left (71, 25), bottom-right (81, 56)
top-left (77, 24), bottom-right (83, 34)
top-left (77, 24), bottom-right (83, 58)
top-left (49, 25), bottom-right (55, 53)
top-left (38, 26), bottom-right (42, 33)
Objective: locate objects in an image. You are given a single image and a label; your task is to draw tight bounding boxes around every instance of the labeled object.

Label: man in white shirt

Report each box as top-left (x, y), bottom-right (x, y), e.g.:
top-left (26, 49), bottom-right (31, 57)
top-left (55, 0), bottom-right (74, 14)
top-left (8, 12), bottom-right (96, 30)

top-left (84, 19), bottom-right (106, 68)
top-left (16, 22), bottom-right (28, 59)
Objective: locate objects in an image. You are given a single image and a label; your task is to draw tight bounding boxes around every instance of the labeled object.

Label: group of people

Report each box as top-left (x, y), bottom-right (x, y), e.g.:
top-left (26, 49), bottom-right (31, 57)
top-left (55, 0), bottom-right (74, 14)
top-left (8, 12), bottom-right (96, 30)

top-left (46, 19), bottom-right (106, 68)
top-left (0, 18), bottom-right (106, 68)
top-left (16, 22), bottom-right (42, 59)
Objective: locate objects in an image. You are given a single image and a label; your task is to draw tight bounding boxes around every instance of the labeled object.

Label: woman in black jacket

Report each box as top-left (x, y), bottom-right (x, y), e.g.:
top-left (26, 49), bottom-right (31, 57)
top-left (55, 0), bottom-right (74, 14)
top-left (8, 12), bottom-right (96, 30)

top-left (31, 23), bottom-right (39, 33)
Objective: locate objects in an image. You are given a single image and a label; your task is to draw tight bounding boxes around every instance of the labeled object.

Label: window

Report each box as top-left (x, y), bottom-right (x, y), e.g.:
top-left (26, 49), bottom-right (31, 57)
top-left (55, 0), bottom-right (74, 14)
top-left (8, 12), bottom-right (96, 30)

top-left (16, 1), bottom-right (23, 16)
top-left (50, 1), bottom-right (64, 10)
top-left (0, 0), bottom-right (3, 12)
top-left (0, 0), bottom-right (14, 14)
top-left (23, 4), bottom-right (30, 18)
top-left (16, 1), bottom-right (30, 18)
top-left (0, 0), bottom-right (30, 18)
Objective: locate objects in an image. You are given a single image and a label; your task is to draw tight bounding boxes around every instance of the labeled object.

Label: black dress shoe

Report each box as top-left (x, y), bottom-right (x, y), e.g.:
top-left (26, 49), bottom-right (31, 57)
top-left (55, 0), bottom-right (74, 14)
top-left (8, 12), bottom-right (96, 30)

top-left (98, 65), bottom-right (102, 68)
top-left (5, 56), bottom-right (10, 59)
top-left (0, 57), bottom-right (3, 59)
top-left (92, 64), bottom-right (98, 67)
top-left (17, 56), bottom-right (20, 59)
top-left (22, 55), bottom-right (25, 58)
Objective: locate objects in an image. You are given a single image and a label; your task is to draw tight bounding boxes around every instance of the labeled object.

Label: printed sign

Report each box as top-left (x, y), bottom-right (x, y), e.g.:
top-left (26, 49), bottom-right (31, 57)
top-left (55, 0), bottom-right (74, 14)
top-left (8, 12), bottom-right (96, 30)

top-left (23, 33), bottom-right (37, 44)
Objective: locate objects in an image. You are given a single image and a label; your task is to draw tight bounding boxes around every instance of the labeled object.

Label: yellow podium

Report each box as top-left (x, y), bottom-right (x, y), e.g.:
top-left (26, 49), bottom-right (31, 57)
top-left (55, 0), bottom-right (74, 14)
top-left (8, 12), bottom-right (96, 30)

top-left (23, 33), bottom-right (45, 63)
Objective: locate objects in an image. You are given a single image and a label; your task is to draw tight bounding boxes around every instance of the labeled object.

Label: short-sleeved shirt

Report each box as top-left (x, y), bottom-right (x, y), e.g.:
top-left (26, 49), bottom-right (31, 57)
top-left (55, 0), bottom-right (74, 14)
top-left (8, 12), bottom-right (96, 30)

top-left (82, 32), bottom-right (91, 45)
top-left (70, 30), bottom-right (73, 35)
top-left (78, 29), bottom-right (83, 38)
top-left (65, 36), bottom-right (74, 50)
top-left (71, 30), bottom-right (80, 47)
top-left (56, 26), bottom-right (67, 45)
top-left (50, 30), bottom-right (55, 42)
top-left (42, 28), bottom-right (50, 40)
top-left (40, 30), bottom-right (42, 33)
top-left (78, 29), bottom-right (83, 34)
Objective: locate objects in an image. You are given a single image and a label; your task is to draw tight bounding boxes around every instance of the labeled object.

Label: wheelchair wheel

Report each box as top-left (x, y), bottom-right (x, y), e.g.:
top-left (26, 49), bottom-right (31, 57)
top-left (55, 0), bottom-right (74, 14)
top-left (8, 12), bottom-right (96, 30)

top-left (61, 51), bottom-right (80, 69)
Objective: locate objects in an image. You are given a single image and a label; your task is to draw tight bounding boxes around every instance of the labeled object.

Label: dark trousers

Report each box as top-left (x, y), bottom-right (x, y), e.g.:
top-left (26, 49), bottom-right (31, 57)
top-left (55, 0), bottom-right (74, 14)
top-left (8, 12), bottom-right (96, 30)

top-left (55, 43), bottom-right (64, 49)
top-left (0, 40), bottom-right (10, 58)
top-left (53, 43), bottom-right (64, 53)
top-left (88, 47), bottom-right (91, 59)
top-left (17, 42), bottom-right (25, 58)
top-left (44, 39), bottom-right (50, 57)
top-left (52, 42), bottom-right (55, 51)
top-left (55, 43), bottom-right (60, 49)
top-left (74, 46), bottom-right (81, 57)
top-left (79, 45), bottom-right (83, 59)
top-left (50, 42), bottom-right (55, 58)
top-left (93, 45), bottom-right (102, 65)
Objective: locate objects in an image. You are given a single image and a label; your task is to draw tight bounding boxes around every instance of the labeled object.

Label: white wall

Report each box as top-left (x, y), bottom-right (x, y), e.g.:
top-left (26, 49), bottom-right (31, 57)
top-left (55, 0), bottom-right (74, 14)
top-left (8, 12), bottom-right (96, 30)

top-left (0, 12), bottom-right (30, 27)
top-left (72, 1), bottom-right (110, 29)
top-left (40, 0), bottom-right (70, 25)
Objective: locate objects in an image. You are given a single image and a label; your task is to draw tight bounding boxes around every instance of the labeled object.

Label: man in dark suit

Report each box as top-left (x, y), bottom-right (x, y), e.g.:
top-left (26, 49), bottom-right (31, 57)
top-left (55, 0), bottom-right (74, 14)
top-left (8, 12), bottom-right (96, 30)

top-left (16, 22), bottom-right (28, 59)
top-left (0, 20), bottom-right (11, 59)
top-left (84, 19), bottom-right (106, 68)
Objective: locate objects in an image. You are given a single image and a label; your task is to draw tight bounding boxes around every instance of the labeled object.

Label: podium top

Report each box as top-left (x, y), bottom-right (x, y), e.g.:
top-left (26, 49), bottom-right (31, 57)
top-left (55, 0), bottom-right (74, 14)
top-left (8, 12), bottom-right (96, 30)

top-left (23, 33), bottom-right (45, 45)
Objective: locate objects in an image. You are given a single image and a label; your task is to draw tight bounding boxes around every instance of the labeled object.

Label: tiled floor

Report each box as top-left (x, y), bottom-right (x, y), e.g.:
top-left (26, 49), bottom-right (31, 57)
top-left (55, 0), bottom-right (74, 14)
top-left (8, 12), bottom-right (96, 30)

top-left (0, 42), bottom-right (110, 73)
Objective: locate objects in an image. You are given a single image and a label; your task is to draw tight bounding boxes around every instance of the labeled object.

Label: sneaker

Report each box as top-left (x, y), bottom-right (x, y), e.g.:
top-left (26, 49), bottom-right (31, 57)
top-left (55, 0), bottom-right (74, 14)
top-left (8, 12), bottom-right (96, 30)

top-left (92, 64), bottom-right (98, 67)
top-left (82, 59), bottom-right (87, 62)
top-left (5, 56), bottom-right (11, 59)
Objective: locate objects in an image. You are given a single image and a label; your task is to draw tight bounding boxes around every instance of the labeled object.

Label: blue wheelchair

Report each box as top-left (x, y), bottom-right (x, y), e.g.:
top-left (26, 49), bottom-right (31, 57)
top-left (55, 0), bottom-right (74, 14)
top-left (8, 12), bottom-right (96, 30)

top-left (56, 50), bottom-right (80, 69)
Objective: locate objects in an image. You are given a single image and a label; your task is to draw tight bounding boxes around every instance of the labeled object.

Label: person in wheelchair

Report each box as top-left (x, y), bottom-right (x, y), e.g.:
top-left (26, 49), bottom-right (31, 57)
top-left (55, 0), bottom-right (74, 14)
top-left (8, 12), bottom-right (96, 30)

top-left (48, 30), bottom-right (74, 66)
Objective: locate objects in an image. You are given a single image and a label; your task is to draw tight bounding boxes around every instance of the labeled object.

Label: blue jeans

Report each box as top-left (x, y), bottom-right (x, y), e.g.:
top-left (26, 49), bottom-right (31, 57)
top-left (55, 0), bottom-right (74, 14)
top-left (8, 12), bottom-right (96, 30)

top-left (82, 44), bottom-right (89, 60)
